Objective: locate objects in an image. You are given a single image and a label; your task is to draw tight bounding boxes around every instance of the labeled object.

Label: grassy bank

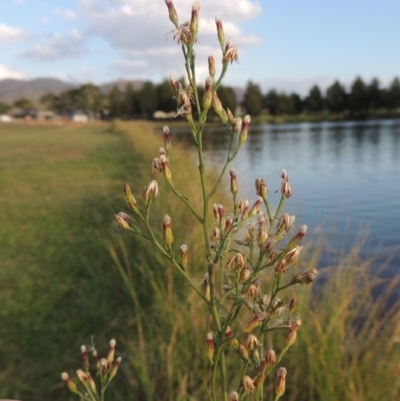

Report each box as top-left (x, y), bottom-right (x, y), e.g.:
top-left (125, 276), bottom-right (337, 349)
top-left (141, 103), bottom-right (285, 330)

top-left (1, 121), bottom-right (399, 401)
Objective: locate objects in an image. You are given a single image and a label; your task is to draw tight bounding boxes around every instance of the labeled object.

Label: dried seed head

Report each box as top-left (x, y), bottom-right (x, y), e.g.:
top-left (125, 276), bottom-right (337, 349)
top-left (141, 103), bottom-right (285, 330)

top-left (243, 375), bottom-right (255, 394)
top-left (164, 0), bottom-right (178, 25)
top-left (230, 391), bottom-right (239, 401)
top-left (143, 180), bottom-right (159, 203)
top-left (286, 245), bottom-right (303, 265)
top-left (280, 169), bottom-right (289, 182)
top-left (114, 212), bottom-right (135, 233)
top-left (230, 169), bottom-right (238, 195)
top-left (203, 76), bottom-right (213, 110)
top-left (275, 367), bottom-right (287, 397)
top-left (257, 213), bottom-right (268, 245)
top-left (277, 213), bottom-right (295, 232)
top-left (152, 158), bottom-right (163, 175)
top-left (275, 259), bottom-right (287, 275)
top-left (224, 42), bottom-right (239, 64)
top-left (215, 17), bottom-right (225, 47)
top-left (246, 334), bottom-right (261, 351)
top-left (245, 283), bottom-right (259, 300)
top-left (255, 178), bottom-right (268, 198)
top-left (292, 268), bottom-right (318, 285)
top-left (239, 266), bottom-right (252, 283)
top-left (264, 348), bottom-right (277, 367)
top-left (243, 311), bottom-right (267, 332)
top-left (210, 226), bottom-right (221, 243)
top-left (281, 181), bottom-right (292, 198)
top-left (208, 55), bottom-right (215, 78)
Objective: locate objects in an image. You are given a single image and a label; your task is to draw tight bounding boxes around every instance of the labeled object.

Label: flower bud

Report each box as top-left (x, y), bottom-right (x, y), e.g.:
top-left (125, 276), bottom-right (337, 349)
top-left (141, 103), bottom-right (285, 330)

top-left (152, 158), bottom-right (163, 175)
top-left (164, 0), bottom-right (178, 25)
top-left (163, 214), bottom-right (174, 249)
top-left (230, 169), bottom-right (238, 195)
top-left (292, 268), bottom-right (318, 285)
top-left (239, 114), bottom-right (250, 145)
top-left (190, 2), bottom-right (200, 40)
top-left (215, 17), bottom-right (225, 47)
top-left (212, 92), bottom-right (223, 117)
top-left (224, 217), bottom-right (232, 233)
top-left (286, 225), bottom-right (307, 250)
top-left (248, 196), bottom-right (262, 217)
top-left (243, 375), bottom-right (255, 394)
top-left (238, 344), bottom-right (250, 362)
top-left (208, 55), bottom-right (215, 78)
top-left (81, 345), bottom-right (89, 372)
top-left (277, 213), bottom-right (295, 233)
top-left (180, 244), bottom-right (188, 268)
top-left (163, 126), bottom-right (171, 151)
top-left (76, 369), bottom-right (87, 383)
top-left (160, 154), bottom-right (173, 185)
top-left (226, 108), bottom-right (235, 125)
top-left (241, 200), bottom-right (249, 220)
top-left (213, 203), bottom-right (219, 224)
top-left (202, 76), bottom-right (213, 110)
top-left (109, 356), bottom-right (122, 381)
top-left (257, 213), bottom-right (268, 245)
top-left (107, 338), bottom-right (116, 364)
top-left (289, 298), bottom-right (297, 313)
top-left (87, 372), bottom-right (96, 393)
top-left (61, 372), bottom-right (79, 394)
top-left (124, 183), bottom-right (138, 212)
top-left (239, 266), bottom-right (251, 283)
top-left (206, 332), bottom-right (214, 365)
top-left (286, 318), bottom-right (301, 348)
top-left (234, 117), bottom-right (242, 134)
top-left (275, 367), bottom-right (287, 397)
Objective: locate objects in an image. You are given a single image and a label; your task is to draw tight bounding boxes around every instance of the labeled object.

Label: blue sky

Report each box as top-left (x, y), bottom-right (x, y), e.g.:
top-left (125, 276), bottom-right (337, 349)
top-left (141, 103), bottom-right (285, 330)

top-left (1, 0), bottom-right (399, 95)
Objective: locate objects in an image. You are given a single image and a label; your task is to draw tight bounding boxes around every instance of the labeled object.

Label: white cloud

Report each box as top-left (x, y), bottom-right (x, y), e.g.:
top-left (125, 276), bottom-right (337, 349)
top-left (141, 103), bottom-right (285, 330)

top-left (0, 23), bottom-right (25, 44)
top-left (80, 0), bottom-right (262, 81)
top-left (18, 29), bottom-right (87, 61)
top-left (54, 8), bottom-right (77, 21)
top-left (0, 64), bottom-right (26, 80)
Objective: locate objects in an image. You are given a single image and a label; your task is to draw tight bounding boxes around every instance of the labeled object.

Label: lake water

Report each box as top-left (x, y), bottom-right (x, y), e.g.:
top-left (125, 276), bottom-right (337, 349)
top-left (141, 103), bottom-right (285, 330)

top-left (172, 119), bottom-right (400, 275)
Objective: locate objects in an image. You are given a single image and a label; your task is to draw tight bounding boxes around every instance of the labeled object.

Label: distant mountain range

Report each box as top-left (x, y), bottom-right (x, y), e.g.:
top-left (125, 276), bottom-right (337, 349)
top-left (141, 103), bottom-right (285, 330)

top-left (0, 78), bottom-right (145, 104)
top-left (0, 77), bottom-right (244, 105)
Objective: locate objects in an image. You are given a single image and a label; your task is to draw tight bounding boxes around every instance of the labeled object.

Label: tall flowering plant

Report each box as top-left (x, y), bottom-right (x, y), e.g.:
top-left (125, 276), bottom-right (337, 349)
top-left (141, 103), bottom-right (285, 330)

top-left (63, 1), bottom-right (317, 400)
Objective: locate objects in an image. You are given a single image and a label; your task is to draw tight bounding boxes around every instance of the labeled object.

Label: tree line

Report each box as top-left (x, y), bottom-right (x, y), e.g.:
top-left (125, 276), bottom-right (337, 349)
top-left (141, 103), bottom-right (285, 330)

top-left (3, 75), bottom-right (400, 120)
top-left (244, 76), bottom-right (400, 117)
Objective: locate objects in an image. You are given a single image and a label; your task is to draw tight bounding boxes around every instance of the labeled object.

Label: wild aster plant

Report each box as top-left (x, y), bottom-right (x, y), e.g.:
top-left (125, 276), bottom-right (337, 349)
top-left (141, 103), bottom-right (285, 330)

top-left (103, 2), bottom-right (316, 401)
top-left (61, 339), bottom-right (121, 401)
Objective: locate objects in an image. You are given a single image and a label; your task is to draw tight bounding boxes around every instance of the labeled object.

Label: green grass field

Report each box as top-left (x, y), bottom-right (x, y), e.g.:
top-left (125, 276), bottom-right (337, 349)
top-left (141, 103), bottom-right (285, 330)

top-left (1, 121), bottom-right (400, 401)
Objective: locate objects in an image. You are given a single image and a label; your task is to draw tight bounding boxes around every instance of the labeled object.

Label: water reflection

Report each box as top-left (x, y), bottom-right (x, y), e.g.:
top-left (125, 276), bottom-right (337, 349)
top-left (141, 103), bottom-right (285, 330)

top-left (171, 119), bottom-right (400, 274)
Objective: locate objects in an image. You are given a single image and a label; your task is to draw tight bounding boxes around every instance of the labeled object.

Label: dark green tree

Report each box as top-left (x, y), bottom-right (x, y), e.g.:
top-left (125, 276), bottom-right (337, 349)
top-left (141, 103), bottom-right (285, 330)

top-left (304, 85), bottom-right (324, 113)
top-left (77, 84), bottom-right (103, 120)
top-left (58, 89), bottom-right (79, 116)
top-left (14, 98), bottom-right (34, 110)
top-left (156, 80), bottom-right (176, 112)
top-left (326, 81), bottom-right (347, 113)
top-left (290, 93), bottom-right (303, 114)
top-left (109, 86), bottom-right (123, 118)
top-left (387, 77), bottom-right (400, 109)
top-left (243, 81), bottom-right (263, 116)
top-left (263, 89), bottom-right (279, 115)
top-left (349, 77), bottom-right (368, 114)
top-left (137, 81), bottom-right (158, 117)
top-left (368, 78), bottom-right (382, 110)
top-left (217, 85), bottom-right (237, 115)
top-left (0, 101), bottom-right (10, 114)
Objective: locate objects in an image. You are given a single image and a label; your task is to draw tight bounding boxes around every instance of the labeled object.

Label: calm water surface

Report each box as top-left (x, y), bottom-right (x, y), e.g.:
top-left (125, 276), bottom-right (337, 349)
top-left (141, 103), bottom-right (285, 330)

top-left (172, 119), bottom-right (400, 275)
